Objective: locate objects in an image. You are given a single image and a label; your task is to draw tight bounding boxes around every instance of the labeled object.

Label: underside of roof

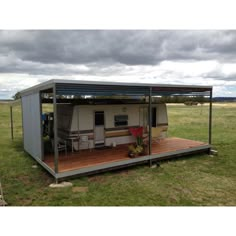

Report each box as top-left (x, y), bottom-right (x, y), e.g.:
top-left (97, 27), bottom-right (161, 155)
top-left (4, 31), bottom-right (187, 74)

top-left (55, 83), bottom-right (211, 97)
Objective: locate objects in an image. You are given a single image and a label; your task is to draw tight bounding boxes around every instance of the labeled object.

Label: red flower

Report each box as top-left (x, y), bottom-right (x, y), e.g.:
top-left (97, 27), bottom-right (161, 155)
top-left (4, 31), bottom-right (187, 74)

top-left (129, 127), bottom-right (143, 138)
top-left (129, 127), bottom-right (144, 146)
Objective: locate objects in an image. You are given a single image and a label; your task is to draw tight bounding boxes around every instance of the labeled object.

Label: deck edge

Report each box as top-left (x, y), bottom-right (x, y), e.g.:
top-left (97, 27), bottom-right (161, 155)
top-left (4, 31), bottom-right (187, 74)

top-left (55, 144), bottom-right (211, 179)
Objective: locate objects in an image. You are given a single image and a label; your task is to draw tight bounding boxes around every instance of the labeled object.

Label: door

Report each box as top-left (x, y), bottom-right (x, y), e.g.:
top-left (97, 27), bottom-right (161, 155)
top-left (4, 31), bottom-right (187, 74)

top-left (94, 111), bottom-right (105, 146)
top-left (139, 107), bottom-right (148, 127)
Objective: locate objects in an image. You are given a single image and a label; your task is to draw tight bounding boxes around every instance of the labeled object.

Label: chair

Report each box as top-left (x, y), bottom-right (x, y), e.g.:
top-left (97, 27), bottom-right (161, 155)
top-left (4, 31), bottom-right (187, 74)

top-left (143, 126), bottom-right (165, 144)
top-left (151, 127), bottom-right (164, 143)
top-left (51, 138), bottom-right (67, 155)
top-left (58, 138), bottom-right (67, 155)
top-left (79, 135), bottom-right (91, 151)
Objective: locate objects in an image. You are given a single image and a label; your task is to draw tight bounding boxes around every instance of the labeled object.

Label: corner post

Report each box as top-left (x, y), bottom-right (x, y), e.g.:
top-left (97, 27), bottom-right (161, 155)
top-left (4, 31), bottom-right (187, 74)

top-left (208, 89), bottom-right (213, 145)
top-left (10, 105), bottom-right (14, 140)
top-left (53, 84), bottom-right (59, 173)
top-left (148, 87), bottom-right (152, 165)
top-left (39, 92), bottom-right (44, 161)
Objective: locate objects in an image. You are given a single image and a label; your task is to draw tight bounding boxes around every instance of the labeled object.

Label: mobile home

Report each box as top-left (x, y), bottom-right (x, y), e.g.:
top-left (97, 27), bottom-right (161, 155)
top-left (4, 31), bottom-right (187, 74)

top-left (56, 102), bottom-right (168, 151)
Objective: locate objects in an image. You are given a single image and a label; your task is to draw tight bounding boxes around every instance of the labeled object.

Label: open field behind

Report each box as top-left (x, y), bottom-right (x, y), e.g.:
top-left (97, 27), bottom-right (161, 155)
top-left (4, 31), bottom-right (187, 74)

top-left (0, 102), bottom-right (236, 206)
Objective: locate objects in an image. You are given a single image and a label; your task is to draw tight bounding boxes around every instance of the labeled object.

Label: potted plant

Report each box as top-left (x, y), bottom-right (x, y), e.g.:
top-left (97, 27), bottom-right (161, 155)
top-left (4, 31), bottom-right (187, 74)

top-left (128, 127), bottom-right (147, 157)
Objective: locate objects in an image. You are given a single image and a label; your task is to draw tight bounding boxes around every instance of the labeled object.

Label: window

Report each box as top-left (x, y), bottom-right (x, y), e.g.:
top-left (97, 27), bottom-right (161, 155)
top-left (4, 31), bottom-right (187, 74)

top-left (114, 115), bottom-right (128, 127)
top-left (95, 111), bottom-right (104, 126)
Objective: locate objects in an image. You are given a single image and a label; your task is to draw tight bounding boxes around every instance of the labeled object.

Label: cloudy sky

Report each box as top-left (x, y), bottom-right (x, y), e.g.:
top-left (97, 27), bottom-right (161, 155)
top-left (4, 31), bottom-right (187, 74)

top-left (0, 30), bottom-right (236, 99)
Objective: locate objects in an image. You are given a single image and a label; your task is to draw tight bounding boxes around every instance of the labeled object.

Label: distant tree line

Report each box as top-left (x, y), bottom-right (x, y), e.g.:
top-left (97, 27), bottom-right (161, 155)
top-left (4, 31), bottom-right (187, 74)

top-left (153, 96), bottom-right (208, 104)
top-left (13, 90), bottom-right (210, 105)
top-left (12, 92), bottom-right (21, 100)
top-left (213, 97), bottom-right (236, 102)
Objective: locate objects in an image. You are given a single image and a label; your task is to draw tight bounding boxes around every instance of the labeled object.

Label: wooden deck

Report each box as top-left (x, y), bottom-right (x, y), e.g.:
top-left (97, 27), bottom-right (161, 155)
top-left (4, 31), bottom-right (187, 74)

top-left (44, 137), bottom-right (208, 173)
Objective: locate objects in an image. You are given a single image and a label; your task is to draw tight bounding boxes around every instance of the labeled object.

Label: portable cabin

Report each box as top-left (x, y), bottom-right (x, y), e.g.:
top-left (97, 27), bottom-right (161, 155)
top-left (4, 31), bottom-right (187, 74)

top-left (19, 79), bottom-right (213, 181)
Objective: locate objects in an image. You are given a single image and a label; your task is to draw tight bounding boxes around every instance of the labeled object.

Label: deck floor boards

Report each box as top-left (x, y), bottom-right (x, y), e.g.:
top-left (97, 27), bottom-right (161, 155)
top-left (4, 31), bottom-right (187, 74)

top-left (44, 137), bottom-right (207, 173)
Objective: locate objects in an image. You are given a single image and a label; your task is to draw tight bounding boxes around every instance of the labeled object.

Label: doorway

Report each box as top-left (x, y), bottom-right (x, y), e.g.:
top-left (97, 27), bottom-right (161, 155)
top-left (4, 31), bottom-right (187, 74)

top-left (94, 111), bottom-right (105, 147)
top-left (152, 107), bottom-right (157, 127)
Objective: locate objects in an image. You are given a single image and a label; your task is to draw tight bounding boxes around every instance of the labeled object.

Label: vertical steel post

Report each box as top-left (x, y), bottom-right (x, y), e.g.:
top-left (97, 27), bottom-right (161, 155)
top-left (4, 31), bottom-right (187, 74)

top-left (39, 92), bottom-right (44, 161)
top-left (10, 106), bottom-right (14, 140)
top-left (53, 85), bottom-right (59, 173)
top-left (208, 89), bottom-right (213, 145)
top-left (148, 87), bottom-right (152, 165)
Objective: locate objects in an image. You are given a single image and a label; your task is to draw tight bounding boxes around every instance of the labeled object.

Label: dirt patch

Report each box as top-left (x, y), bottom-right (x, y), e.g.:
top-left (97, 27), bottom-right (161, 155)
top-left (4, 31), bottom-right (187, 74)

top-left (88, 170), bottom-right (134, 183)
top-left (19, 198), bottom-right (32, 206)
top-left (72, 187), bottom-right (88, 193)
top-left (88, 175), bottom-right (106, 183)
top-left (113, 169), bottom-right (135, 177)
top-left (17, 175), bottom-right (31, 185)
top-left (169, 195), bottom-right (179, 203)
top-left (118, 170), bottom-right (133, 176)
top-left (136, 175), bottom-right (150, 182)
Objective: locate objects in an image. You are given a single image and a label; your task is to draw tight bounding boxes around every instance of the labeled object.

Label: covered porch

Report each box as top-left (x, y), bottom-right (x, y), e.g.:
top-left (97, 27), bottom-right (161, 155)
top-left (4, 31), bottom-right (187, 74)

top-left (19, 79), bottom-right (212, 181)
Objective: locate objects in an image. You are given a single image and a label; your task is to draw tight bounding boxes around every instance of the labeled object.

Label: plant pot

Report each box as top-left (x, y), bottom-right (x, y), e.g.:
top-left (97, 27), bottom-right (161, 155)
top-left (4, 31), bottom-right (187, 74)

top-left (128, 151), bottom-right (136, 158)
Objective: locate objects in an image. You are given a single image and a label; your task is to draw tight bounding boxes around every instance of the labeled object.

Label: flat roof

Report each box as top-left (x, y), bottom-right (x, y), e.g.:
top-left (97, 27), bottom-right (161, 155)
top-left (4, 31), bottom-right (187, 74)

top-left (20, 79), bottom-right (212, 97)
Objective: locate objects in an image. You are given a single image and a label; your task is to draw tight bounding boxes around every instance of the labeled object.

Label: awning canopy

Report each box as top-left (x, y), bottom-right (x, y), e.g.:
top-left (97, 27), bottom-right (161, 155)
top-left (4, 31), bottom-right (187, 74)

top-left (55, 83), bottom-right (211, 97)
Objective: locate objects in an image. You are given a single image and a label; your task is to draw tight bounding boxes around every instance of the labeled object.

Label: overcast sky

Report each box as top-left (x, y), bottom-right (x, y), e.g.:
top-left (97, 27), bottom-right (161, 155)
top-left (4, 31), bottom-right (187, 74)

top-left (0, 30), bottom-right (236, 99)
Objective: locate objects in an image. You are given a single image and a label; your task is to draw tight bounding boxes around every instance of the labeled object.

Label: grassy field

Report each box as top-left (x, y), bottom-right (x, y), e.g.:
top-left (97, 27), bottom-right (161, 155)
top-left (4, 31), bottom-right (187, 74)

top-left (0, 102), bottom-right (236, 206)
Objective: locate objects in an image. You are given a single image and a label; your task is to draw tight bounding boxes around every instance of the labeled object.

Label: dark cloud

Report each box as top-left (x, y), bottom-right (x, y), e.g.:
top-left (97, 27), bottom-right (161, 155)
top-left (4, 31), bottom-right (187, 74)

top-left (1, 30), bottom-right (236, 75)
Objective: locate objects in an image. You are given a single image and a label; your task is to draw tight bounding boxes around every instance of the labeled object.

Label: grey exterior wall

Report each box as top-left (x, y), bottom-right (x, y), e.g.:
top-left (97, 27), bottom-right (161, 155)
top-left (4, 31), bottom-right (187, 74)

top-left (22, 93), bottom-right (42, 160)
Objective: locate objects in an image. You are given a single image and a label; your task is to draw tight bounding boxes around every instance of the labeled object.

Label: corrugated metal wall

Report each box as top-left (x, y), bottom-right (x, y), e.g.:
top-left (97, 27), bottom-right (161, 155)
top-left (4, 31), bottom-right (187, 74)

top-left (22, 93), bottom-right (42, 160)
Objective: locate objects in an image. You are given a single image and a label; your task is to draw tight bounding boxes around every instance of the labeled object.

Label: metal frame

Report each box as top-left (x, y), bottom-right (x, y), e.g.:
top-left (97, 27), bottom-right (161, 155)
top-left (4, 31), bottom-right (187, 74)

top-left (39, 92), bottom-right (44, 161)
top-left (19, 79), bottom-right (212, 95)
top-left (19, 79), bottom-right (213, 181)
top-left (20, 79), bottom-right (212, 98)
top-left (39, 86), bottom-right (54, 162)
top-left (20, 82), bottom-right (56, 97)
top-left (53, 84), bottom-right (59, 174)
top-left (148, 87), bottom-right (152, 166)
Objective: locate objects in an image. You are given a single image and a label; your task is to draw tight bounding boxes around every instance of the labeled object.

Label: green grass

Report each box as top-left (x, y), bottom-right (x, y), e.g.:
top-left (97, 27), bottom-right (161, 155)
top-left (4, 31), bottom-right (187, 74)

top-left (1, 102), bottom-right (236, 206)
